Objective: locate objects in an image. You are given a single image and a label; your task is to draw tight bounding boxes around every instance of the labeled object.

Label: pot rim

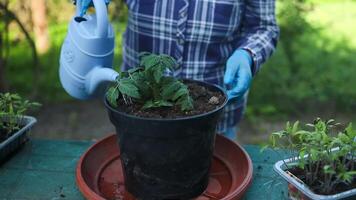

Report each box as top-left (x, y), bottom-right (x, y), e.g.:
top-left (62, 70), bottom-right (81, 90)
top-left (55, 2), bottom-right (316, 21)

top-left (104, 79), bottom-right (228, 121)
top-left (274, 152), bottom-right (356, 200)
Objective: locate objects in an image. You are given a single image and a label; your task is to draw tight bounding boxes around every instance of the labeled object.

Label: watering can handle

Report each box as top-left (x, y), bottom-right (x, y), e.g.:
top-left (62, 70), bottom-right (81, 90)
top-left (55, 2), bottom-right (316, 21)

top-left (75, 0), bottom-right (82, 16)
top-left (75, 0), bottom-right (109, 38)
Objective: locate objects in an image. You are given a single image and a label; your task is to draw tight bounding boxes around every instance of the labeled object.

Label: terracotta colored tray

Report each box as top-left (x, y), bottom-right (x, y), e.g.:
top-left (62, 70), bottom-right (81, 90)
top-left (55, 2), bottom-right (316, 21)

top-left (76, 134), bottom-right (253, 200)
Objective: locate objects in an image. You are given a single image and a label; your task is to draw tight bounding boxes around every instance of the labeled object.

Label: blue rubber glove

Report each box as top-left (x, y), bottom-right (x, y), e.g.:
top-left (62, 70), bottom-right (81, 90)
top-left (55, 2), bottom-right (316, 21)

top-left (79, 0), bottom-right (93, 16)
top-left (78, 0), bottom-right (110, 17)
top-left (224, 49), bottom-right (253, 101)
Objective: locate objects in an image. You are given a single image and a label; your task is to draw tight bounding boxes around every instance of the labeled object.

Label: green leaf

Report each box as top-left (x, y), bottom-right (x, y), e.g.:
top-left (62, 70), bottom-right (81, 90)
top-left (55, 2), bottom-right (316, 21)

top-left (142, 100), bottom-right (155, 109)
top-left (140, 54), bottom-right (160, 70)
top-left (0, 92), bottom-right (41, 133)
top-left (271, 131), bottom-right (284, 138)
top-left (161, 77), bottom-right (175, 86)
top-left (156, 100), bottom-right (173, 107)
top-left (323, 165), bottom-right (335, 175)
top-left (292, 121), bottom-right (299, 133)
top-left (260, 145), bottom-right (269, 152)
top-left (131, 73), bottom-right (151, 98)
top-left (310, 148), bottom-right (318, 161)
top-left (179, 96), bottom-right (194, 111)
top-left (153, 66), bottom-right (164, 83)
top-left (107, 87), bottom-right (119, 107)
top-left (181, 101), bottom-right (193, 111)
top-left (128, 67), bottom-right (143, 74)
top-left (142, 100), bottom-right (173, 110)
top-left (119, 71), bottom-right (129, 78)
top-left (327, 119), bottom-right (335, 123)
top-left (345, 123), bottom-right (356, 138)
top-left (172, 87), bottom-right (189, 101)
top-left (161, 55), bottom-right (176, 70)
top-left (118, 79), bottom-right (141, 99)
top-left (10, 94), bottom-right (21, 100)
top-left (116, 53), bottom-right (195, 111)
top-left (161, 81), bottom-right (181, 99)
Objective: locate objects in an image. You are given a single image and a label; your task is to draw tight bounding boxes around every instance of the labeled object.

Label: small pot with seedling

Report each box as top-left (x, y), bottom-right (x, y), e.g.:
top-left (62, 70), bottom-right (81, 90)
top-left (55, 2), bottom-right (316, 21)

top-left (265, 118), bottom-right (356, 200)
top-left (0, 93), bottom-right (40, 163)
top-left (105, 53), bottom-right (228, 199)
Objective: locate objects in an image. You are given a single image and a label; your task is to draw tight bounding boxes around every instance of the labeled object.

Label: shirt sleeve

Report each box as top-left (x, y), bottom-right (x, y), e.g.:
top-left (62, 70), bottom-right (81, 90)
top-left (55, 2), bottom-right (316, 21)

top-left (237, 0), bottom-right (280, 75)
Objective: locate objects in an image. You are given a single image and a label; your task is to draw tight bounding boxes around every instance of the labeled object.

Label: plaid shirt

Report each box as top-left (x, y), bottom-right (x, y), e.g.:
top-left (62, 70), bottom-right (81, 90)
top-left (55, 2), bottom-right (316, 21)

top-left (121, 0), bottom-right (279, 132)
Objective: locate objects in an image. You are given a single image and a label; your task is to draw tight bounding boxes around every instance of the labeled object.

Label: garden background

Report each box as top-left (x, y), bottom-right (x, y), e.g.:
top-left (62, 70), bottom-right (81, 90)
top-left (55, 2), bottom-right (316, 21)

top-left (1, 0), bottom-right (355, 143)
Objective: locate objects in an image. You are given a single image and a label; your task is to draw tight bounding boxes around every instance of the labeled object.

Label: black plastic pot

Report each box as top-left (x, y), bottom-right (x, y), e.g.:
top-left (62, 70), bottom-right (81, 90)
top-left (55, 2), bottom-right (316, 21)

top-left (105, 79), bottom-right (228, 200)
top-left (0, 116), bottom-right (37, 163)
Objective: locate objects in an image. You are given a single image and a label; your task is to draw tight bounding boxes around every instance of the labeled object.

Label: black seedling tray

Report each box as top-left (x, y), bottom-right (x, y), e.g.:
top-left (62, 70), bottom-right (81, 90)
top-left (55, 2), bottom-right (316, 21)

top-left (0, 116), bottom-right (37, 163)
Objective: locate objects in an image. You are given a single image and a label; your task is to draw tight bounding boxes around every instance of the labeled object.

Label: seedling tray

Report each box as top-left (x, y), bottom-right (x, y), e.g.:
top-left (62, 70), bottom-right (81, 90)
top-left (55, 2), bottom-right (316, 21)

top-left (274, 156), bottom-right (356, 200)
top-left (76, 134), bottom-right (253, 200)
top-left (0, 116), bottom-right (37, 162)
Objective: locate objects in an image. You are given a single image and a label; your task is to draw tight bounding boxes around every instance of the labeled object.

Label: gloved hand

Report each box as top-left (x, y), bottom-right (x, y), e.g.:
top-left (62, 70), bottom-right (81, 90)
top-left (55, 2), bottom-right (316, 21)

top-left (224, 49), bottom-right (253, 101)
top-left (76, 0), bottom-right (111, 17)
top-left (79, 0), bottom-right (93, 16)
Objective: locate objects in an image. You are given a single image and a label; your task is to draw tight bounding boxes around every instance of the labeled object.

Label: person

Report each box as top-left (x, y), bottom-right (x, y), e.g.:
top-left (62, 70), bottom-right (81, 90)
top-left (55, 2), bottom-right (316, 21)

top-left (79, 0), bottom-right (279, 140)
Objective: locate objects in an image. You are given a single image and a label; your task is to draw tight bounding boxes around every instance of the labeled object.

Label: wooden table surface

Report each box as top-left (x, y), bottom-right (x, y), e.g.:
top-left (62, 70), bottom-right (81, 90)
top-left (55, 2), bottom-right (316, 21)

top-left (0, 139), bottom-right (290, 200)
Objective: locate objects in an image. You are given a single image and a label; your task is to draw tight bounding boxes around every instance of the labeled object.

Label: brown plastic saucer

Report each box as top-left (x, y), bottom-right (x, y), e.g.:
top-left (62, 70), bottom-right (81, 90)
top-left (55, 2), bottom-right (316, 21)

top-left (76, 134), bottom-right (253, 200)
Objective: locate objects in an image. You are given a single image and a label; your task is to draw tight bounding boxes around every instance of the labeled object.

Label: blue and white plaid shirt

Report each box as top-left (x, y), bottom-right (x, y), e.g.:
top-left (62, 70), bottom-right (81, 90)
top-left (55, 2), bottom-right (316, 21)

top-left (121, 0), bottom-right (279, 132)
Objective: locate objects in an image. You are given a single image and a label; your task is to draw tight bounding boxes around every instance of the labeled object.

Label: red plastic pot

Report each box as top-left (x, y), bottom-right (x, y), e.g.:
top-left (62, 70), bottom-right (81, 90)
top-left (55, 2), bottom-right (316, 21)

top-left (76, 134), bottom-right (253, 200)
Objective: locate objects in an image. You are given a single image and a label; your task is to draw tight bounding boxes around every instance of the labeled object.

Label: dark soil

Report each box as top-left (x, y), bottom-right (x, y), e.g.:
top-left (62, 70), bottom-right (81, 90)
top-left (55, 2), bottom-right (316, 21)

top-left (0, 129), bottom-right (6, 143)
top-left (288, 159), bottom-right (356, 195)
top-left (0, 127), bottom-right (14, 143)
top-left (115, 82), bottom-right (226, 118)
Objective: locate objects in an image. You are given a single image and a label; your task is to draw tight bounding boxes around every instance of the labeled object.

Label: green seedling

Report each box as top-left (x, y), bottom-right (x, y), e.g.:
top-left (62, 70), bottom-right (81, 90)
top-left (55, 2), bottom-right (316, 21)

top-left (0, 93), bottom-right (41, 138)
top-left (107, 53), bottom-right (194, 111)
top-left (264, 118), bottom-right (356, 194)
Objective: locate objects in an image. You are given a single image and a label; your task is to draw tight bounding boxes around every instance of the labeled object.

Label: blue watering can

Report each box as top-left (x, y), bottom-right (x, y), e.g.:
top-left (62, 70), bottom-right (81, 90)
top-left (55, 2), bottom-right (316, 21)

top-left (59, 0), bottom-right (118, 100)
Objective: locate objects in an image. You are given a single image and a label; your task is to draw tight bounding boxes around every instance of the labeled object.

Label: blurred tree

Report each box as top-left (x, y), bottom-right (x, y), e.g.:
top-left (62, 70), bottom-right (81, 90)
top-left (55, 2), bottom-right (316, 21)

top-left (0, 0), bottom-right (10, 92)
top-left (248, 0), bottom-right (316, 115)
top-left (31, 0), bottom-right (50, 54)
top-left (248, 0), bottom-right (356, 116)
top-left (47, 0), bottom-right (74, 25)
top-left (278, 0), bottom-right (313, 75)
top-left (108, 0), bottom-right (128, 22)
top-left (0, 0), bottom-right (38, 94)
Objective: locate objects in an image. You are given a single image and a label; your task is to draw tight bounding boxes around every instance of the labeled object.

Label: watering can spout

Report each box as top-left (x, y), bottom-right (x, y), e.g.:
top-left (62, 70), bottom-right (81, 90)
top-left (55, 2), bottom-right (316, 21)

top-left (85, 67), bottom-right (119, 97)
